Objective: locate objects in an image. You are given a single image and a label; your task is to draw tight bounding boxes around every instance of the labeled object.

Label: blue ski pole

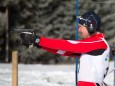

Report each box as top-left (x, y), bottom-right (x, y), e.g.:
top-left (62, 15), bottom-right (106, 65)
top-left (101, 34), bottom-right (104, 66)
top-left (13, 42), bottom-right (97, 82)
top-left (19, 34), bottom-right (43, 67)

top-left (76, 0), bottom-right (78, 86)
top-left (114, 55), bottom-right (115, 86)
top-left (113, 43), bottom-right (115, 86)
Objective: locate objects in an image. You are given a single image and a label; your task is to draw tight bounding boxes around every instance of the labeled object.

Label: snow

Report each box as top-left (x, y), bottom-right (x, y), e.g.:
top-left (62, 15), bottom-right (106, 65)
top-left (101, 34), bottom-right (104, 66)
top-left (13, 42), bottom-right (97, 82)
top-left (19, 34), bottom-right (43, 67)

top-left (0, 61), bottom-right (114, 86)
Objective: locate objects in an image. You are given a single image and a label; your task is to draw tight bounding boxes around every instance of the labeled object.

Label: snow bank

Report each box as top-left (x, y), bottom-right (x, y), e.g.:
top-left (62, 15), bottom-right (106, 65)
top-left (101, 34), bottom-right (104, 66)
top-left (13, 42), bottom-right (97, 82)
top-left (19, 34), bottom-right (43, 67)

top-left (0, 61), bottom-right (114, 86)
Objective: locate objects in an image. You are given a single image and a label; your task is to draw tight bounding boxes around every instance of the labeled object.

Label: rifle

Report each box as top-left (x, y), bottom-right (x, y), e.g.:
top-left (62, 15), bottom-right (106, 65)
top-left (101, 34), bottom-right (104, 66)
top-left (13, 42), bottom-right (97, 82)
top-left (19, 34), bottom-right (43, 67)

top-left (10, 28), bottom-right (37, 48)
top-left (10, 28), bottom-right (36, 35)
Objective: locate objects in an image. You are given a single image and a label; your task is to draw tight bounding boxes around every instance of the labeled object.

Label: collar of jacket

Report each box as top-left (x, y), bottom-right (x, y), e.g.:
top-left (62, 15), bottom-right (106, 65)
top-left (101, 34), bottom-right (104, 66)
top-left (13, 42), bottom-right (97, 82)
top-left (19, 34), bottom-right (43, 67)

top-left (91, 33), bottom-right (104, 38)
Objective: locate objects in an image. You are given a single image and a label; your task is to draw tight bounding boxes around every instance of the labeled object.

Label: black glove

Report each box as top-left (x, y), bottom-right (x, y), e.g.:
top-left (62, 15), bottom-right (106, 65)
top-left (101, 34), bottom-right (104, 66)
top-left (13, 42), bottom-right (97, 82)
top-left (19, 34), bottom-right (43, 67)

top-left (20, 32), bottom-right (40, 47)
top-left (112, 49), bottom-right (115, 56)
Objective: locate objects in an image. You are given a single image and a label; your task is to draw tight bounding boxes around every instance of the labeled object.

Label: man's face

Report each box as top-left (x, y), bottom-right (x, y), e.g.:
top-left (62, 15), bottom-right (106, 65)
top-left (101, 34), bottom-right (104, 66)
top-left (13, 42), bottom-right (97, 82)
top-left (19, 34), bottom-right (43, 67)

top-left (78, 24), bottom-right (90, 39)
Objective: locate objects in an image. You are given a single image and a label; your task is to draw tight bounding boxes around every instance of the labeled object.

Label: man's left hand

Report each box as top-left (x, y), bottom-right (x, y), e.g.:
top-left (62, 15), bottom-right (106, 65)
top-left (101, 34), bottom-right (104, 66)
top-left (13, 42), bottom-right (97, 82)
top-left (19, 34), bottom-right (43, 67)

top-left (20, 32), bottom-right (40, 47)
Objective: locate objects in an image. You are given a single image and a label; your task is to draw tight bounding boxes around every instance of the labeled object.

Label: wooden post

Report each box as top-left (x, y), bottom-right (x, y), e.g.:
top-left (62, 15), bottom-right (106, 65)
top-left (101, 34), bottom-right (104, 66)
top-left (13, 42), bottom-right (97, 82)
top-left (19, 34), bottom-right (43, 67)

top-left (12, 51), bottom-right (18, 86)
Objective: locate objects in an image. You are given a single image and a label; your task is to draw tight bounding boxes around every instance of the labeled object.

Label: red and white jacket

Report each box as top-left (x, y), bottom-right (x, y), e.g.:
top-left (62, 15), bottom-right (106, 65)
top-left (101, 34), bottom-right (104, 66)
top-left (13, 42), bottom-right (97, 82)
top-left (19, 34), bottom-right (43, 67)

top-left (39, 33), bottom-right (110, 86)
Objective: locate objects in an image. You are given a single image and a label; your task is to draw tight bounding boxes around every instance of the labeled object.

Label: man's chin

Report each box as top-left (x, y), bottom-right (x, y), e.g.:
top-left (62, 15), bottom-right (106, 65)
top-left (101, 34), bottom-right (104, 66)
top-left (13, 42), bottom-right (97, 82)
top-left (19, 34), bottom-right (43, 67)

top-left (81, 35), bottom-right (86, 39)
top-left (81, 37), bottom-right (85, 39)
top-left (80, 34), bottom-right (84, 39)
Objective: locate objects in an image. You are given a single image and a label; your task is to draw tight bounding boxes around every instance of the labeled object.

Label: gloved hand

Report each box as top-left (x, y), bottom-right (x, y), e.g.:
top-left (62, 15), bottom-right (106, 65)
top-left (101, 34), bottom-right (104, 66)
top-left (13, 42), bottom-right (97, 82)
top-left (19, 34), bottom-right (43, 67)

top-left (112, 48), bottom-right (115, 55)
top-left (20, 32), bottom-right (40, 47)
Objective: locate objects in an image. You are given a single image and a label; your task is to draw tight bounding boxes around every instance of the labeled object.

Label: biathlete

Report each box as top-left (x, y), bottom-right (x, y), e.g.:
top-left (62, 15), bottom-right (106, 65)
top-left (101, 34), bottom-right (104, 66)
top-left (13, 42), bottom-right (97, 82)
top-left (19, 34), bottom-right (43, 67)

top-left (20, 11), bottom-right (110, 86)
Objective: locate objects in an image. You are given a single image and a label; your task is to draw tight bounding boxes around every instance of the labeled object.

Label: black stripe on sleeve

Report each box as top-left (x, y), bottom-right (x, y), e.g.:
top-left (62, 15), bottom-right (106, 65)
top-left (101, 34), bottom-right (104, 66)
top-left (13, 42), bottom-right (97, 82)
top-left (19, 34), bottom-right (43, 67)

top-left (86, 49), bottom-right (106, 56)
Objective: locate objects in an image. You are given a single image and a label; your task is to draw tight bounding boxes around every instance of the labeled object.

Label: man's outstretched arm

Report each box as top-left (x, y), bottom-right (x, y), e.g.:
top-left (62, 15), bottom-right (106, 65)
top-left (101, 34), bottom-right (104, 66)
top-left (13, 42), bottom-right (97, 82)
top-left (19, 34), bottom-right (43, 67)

top-left (20, 32), bottom-right (107, 56)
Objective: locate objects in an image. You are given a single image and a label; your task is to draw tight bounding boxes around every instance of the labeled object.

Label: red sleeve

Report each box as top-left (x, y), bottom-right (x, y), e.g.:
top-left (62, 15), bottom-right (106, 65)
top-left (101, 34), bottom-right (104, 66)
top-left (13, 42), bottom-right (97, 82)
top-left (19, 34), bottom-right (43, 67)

top-left (42, 47), bottom-right (81, 57)
top-left (39, 36), bottom-right (107, 55)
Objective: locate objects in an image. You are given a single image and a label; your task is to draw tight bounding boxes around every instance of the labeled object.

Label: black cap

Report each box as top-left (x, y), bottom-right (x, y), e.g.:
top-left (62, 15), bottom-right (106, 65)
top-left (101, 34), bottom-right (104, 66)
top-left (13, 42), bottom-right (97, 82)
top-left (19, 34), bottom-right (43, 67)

top-left (78, 11), bottom-right (101, 32)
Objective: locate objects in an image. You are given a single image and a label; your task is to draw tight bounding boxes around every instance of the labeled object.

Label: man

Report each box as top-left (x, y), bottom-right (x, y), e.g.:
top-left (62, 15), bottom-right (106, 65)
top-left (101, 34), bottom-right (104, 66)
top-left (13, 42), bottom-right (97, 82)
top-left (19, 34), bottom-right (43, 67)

top-left (20, 11), bottom-right (110, 86)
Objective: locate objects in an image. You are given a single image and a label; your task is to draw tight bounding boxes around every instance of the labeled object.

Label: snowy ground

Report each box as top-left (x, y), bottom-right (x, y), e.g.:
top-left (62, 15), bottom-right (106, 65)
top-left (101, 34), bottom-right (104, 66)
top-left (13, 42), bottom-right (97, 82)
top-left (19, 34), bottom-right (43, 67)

top-left (0, 61), bottom-right (114, 86)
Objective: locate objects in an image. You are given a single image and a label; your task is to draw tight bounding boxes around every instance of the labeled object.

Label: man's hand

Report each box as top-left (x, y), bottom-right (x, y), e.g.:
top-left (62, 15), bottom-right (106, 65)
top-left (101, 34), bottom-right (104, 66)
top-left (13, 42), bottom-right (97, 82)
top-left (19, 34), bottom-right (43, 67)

top-left (112, 48), bottom-right (115, 56)
top-left (20, 32), bottom-right (40, 47)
